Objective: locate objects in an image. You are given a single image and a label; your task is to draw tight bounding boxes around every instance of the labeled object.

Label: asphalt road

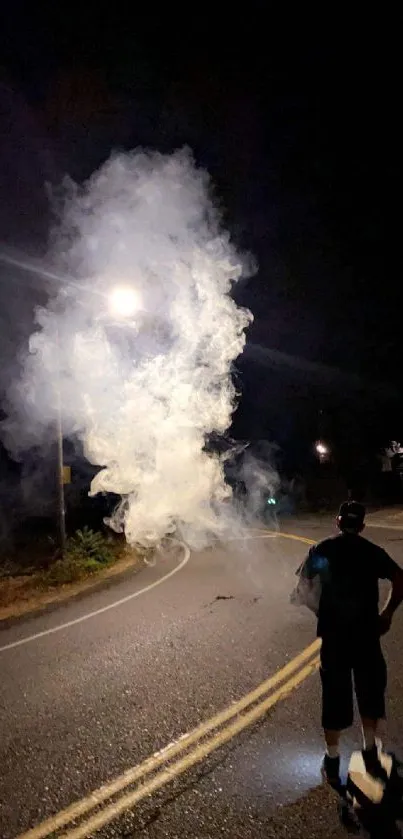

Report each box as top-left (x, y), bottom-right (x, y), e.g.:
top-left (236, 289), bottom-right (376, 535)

top-left (1, 518), bottom-right (403, 838)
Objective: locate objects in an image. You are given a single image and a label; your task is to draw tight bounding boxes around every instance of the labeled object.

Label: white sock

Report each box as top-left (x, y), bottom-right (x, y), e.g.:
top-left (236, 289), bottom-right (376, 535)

top-left (375, 718), bottom-right (386, 751)
top-left (326, 745), bottom-right (339, 759)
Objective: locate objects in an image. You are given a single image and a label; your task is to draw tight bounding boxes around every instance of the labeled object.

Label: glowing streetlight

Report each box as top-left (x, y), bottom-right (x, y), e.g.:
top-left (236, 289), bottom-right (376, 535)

top-left (109, 285), bottom-right (142, 318)
top-left (315, 441), bottom-right (330, 463)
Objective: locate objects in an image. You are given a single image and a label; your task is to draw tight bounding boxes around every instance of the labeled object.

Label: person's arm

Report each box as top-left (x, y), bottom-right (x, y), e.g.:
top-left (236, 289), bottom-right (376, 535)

top-left (378, 552), bottom-right (403, 635)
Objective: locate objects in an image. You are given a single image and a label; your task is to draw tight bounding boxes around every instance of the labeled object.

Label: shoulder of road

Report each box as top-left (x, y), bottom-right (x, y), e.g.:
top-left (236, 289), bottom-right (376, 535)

top-left (0, 550), bottom-right (144, 625)
top-left (1, 507), bottom-right (402, 625)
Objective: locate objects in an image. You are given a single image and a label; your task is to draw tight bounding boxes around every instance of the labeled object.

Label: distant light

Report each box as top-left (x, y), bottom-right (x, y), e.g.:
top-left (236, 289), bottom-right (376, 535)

top-left (267, 497), bottom-right (277, 505)
top-left (315, 441), bottom-right (330, 462)
top-left (109, 286), bottom-right (142, 318)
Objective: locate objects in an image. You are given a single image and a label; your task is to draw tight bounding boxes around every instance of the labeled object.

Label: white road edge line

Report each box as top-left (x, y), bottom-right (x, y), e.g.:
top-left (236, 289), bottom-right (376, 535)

top-left (0, 542), bottom-right (190, 654)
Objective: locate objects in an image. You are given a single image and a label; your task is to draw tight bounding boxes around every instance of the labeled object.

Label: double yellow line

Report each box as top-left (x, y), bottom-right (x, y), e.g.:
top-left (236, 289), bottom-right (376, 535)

top-left (17, 533), bottom-right (320, 839)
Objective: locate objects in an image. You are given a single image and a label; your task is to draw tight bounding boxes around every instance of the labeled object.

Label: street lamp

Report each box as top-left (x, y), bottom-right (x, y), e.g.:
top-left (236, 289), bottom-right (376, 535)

top-left (0, 250), bottom-right (144, 555)
top-left (315, 441), bottom-right (330, 463)
top-left (56, 284), bottom-right (141, 555)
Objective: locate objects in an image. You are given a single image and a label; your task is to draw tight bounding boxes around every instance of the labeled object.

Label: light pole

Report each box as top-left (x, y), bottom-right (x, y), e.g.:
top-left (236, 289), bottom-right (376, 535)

top-left (54, 284), bottom-right (141, 556)
top-left (55, 371), bottom-right (67, 556)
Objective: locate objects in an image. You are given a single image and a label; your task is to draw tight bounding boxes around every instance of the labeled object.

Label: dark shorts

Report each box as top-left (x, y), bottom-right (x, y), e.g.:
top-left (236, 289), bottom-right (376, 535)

top-left (320, 636), bottom-right (387, 731)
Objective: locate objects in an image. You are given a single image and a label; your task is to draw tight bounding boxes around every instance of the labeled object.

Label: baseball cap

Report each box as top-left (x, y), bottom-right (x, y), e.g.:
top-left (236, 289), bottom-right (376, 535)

top-left (338, 500), bottom-right (366, 528)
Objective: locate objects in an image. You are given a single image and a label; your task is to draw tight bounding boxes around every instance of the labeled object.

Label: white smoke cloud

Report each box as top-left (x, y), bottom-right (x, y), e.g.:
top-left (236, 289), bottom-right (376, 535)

top-left (4, 148), bottom-right (254, 547)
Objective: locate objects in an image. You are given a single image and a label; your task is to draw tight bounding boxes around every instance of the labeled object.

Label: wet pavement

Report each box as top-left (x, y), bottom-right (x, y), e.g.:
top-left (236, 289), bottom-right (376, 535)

top-left (1, 518), bottom-right (403, 837)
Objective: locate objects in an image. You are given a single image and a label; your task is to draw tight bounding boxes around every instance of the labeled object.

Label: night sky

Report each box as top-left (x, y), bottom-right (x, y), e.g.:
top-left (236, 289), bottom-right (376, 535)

top-left (0, 8), bottom-right (400, 469)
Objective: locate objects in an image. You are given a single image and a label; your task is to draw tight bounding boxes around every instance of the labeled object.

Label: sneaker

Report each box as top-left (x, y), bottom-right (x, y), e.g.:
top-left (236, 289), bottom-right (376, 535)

top-left (362, 744), bottom-right (389, 783)
top-left (321, 754), bottom-right (341, 787)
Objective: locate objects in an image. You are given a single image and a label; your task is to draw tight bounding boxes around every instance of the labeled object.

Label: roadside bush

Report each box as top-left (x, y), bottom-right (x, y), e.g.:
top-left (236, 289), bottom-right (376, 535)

top-left (43, 528), bottom-right (114, 586)
top-left (67, 527), bottom-right (113, 565)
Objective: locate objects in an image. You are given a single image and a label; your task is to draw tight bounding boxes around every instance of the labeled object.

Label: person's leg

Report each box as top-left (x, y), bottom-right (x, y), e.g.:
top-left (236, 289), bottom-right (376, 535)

top-left (354, 640), bottom-right (387, 773)
top-left (361, 716), bottom-right (379, 750)
top-left (324, 727), bottom-right (341, 758)
top-left (320, 639), bottom-right (354, 784)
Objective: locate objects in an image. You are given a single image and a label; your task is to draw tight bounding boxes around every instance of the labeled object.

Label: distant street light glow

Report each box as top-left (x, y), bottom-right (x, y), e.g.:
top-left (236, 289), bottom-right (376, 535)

top-left (315, 441), bottom-right (330, 462)
top-left (109, 286), bottom-right (141, 318)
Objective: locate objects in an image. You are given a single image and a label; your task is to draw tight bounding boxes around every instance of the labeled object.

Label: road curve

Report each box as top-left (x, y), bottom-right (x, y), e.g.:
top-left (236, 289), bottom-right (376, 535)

top-left (0, 539), bottom-right (190, 654)
top-left (1, 521), bottom-right (403, 838)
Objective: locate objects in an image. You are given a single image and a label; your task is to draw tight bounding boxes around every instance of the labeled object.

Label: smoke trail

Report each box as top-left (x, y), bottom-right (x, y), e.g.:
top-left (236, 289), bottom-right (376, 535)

top-left (3, 149), bottom-right (253, 547)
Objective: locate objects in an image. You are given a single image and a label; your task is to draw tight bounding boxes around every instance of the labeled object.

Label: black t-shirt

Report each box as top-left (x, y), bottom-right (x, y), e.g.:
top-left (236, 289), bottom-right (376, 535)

top-left (301, 533), bottom-right (399, 638)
